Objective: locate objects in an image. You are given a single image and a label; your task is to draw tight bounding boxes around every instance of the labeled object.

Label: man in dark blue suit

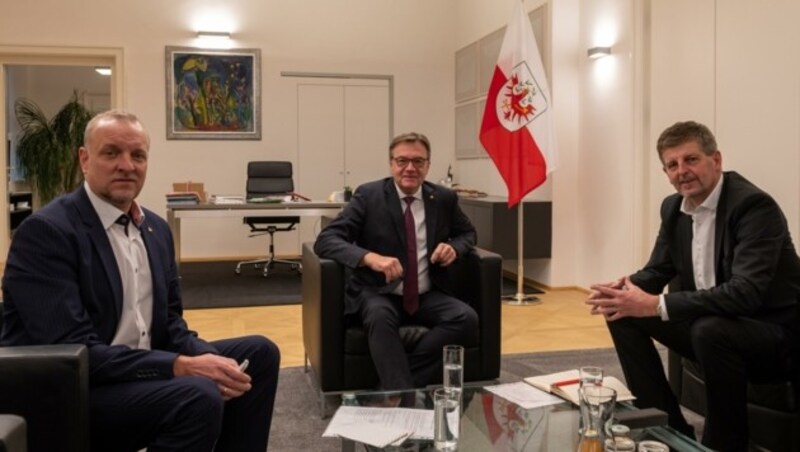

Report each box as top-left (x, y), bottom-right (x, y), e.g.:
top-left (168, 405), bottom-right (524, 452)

top-left (586, 121), bottom-right (800, 450)
top-left (0, 111), bottom-right (280, 452)
top-left (314, 132), bottom-right (479, 391)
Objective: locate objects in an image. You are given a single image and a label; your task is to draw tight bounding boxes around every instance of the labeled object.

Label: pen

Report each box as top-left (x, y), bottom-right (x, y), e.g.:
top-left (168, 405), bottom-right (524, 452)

top-left (551, 378), bottom-right (580, 388)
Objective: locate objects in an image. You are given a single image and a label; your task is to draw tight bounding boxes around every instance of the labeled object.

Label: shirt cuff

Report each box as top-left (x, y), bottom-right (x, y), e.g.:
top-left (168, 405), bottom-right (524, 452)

top-left (657, 294), bottom-right (669, 321)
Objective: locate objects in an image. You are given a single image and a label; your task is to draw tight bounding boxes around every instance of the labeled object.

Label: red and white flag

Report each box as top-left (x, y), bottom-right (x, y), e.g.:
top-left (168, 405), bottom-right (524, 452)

top-left (479, 1), bottom-right (557, 207)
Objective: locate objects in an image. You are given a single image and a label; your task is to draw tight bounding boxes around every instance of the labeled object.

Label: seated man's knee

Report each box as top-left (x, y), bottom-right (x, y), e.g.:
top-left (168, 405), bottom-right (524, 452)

top-left (690, 317), bottom-right (734, 355)
top-left (175, 376), bottom-right (225, 424)
top-left (246, 335), bottom-right (281, 371)
top-left (361, 300), bottom-right (400, 330)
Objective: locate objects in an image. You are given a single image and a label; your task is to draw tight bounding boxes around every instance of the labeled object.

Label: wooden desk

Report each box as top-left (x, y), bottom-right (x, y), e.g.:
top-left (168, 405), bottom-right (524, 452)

top-left (458, 196), bottom-right (552, 259)
top-left (166, 201), bottom-right (345, 265)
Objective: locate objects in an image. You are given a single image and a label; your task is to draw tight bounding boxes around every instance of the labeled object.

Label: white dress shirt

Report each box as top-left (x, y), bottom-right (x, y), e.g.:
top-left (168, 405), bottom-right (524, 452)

top-left (392, 185), bottom-right (431, 296)
top-left (85, 182), bottom-right (154, 349)
top-left (658, 176), bottom-right (723, 320)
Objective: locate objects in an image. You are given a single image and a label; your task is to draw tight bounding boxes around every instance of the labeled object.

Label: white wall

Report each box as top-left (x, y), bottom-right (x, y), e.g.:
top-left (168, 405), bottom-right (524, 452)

top-left (0, 0), bottom-right (457, 260)
top-left (456, 0), bottom-right (800, 289)
top-left (2, 0), bottom-right (798, 287)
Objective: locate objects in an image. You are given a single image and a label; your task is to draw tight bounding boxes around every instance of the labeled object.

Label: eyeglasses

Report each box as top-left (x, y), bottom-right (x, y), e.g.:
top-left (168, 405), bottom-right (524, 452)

top-left (392, 157), bottom-right (429, 169)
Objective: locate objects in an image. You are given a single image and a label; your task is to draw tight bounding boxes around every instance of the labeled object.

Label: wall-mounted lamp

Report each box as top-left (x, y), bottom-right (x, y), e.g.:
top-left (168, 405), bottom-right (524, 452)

top-left (95, 66), bottom-right (112, 76)
top-left (587, 46), bottom-right (612, 59)
top-left (197, 31), bottom-right (232, 41)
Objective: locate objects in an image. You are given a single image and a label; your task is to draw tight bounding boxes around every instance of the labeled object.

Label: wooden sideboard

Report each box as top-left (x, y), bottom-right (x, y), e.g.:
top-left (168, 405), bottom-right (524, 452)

top-left (458, 196), bottom-right (551, 259)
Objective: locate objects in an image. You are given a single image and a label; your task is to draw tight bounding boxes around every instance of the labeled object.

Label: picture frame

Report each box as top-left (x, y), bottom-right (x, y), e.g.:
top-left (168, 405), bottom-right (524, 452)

top-left (165, 46), bottom-right (261, 140)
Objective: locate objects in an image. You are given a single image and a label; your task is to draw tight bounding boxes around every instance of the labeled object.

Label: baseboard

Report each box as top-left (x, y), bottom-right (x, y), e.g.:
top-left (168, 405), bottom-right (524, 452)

top-left (502, 270), bottom-right (590, 294)
top-left (180, 255), bottom-right (302, 263)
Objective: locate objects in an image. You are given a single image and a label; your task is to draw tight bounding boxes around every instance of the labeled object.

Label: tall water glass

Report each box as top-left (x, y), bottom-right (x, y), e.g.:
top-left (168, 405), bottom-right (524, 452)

top-left (579, 366), bottom-right (604, 388)
top-left (578, 366), bottom-right (603, 434)
top-left (443, 345), bottom-right (464, 398)
top-left (577, 385), bottom-right (617, 452)
top-left (433, 388), bottom-right (460, 451)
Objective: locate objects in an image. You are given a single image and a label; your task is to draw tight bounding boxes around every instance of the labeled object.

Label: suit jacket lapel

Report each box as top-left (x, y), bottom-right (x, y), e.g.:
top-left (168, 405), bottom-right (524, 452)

top-left (422, 184), bottom-right (438, 256)
top-left (384, 180), bottom-right (407, 249)
top-left (714, 173), bottom-right (730, 282)
top-left (75, 186), bottom-right (124, 318)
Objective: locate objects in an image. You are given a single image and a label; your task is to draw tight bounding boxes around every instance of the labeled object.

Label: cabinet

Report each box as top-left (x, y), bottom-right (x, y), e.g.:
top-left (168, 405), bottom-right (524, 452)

top-left (9, 192), bottom-right (33, 234)
top-left (459, 196), bottom-right (551, 259)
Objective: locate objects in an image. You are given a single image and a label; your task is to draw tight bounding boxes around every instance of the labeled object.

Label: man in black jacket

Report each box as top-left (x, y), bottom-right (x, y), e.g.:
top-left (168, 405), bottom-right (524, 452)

top-left (314, 132), bottom-right (478, 390)
top-left (587, 121), bottom-right (800, 450)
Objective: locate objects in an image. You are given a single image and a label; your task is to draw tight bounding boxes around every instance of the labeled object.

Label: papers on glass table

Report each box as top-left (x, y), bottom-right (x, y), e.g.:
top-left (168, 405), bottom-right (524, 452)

top-left (323, 406), bottom-right (434, 448)
top-left (484, 381), bottom-right (564, 409)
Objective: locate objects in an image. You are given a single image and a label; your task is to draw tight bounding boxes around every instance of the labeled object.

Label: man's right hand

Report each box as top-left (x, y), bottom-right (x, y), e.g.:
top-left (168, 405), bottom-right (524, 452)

top-left (173, 354), bottom-right (251, 401)
top-left (361, 252), bottom-right (404, 283)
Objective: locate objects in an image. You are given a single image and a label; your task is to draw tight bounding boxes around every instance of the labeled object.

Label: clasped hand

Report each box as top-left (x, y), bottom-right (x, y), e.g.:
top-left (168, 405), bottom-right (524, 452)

top-left (173, 354), bottom-right (252, 401)
top-left (585, 276), bottom-right (659, 320)
top-left (362, 243), bottom-right (457, 283)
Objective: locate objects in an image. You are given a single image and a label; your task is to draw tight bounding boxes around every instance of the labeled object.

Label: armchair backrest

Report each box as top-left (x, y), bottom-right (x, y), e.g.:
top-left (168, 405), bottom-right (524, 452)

top-left (246, 161), bottom-right (295, 198)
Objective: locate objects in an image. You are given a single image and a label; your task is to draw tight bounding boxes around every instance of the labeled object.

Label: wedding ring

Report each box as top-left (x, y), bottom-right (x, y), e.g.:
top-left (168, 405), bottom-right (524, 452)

top-left (222, 387), bottom-right (228, 395)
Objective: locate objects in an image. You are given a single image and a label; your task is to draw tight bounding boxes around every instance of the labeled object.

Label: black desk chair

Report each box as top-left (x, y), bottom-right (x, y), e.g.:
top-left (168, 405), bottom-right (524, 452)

top-left (234, 161), bottom-right (302, 277)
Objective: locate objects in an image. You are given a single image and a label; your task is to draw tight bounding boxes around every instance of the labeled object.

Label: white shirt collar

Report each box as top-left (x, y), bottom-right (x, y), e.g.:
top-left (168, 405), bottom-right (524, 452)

top-left (394, 183), bottom-right (422, 202)
top-left (681, 174), bottom-right (724, 215)
top-left (84, 181), bottom-right (146, 230)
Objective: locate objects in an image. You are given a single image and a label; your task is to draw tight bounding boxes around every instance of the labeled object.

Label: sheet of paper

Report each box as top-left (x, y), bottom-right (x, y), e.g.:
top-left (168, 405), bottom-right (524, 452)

top-left (484, 381), bottom-right (564, 409)
top-left (323, 406), bottom-right (435, 441)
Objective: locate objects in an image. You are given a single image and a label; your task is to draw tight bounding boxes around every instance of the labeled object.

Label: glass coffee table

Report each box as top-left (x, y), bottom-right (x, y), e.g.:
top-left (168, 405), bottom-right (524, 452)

top-left (336, 385), bottom-right (711, 451)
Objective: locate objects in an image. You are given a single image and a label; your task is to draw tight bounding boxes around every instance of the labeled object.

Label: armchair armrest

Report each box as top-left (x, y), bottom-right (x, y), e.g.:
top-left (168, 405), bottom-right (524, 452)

top-left (450, 247), bottom-right (502, 380)
top-left (0, 344), bottom-right (89, 452)
top-left (0, 415), bottom-right (26, 452)
top-left (302, 242), bottom-right (347, 391)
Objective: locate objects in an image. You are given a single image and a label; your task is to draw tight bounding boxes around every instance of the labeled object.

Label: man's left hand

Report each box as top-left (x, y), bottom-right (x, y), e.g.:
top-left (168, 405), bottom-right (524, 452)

top-left (430, 243), bottom-right (457, 266)
top-left (585, 276), bottom-right (659, 321)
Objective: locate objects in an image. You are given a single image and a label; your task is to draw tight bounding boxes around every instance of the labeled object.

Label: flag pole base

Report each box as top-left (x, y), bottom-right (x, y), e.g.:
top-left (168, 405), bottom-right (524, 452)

top-left (502, 293), bottom-right (542, 306)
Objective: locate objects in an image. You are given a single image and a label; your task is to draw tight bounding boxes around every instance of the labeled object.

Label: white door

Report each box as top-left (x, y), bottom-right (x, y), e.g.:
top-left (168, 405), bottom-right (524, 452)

top-left (297, 78), bottom-right (390, 201)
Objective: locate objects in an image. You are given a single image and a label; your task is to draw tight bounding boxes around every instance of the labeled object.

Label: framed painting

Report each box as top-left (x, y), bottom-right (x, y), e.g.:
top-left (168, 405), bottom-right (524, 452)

top-left (165, 46), bottom-right (261, 140)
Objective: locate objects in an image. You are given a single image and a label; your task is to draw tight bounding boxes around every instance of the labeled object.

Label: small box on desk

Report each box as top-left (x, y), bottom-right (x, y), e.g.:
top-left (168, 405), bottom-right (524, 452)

top-left (171, 182), bottom-right (207, 203)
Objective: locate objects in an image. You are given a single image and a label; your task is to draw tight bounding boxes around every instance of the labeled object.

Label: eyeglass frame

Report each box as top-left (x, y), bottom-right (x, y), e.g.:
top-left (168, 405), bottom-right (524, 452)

top-left (391, 157), bottom-right (430, 169)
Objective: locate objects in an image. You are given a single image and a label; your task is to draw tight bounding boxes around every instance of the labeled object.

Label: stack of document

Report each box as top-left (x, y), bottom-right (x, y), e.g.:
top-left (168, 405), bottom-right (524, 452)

top-left (209, 195), bottom-right (245, 205)
top-left (323, 406), bottom-right (433, 448)
top-left (524, 369), bottom-right (635, 405)
top-left (166, 192), bottom-right (201, 206)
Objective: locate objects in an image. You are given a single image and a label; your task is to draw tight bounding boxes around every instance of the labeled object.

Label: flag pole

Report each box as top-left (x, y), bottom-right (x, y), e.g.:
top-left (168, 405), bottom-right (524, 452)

top-left (502, 201), bottom-right (541, 305)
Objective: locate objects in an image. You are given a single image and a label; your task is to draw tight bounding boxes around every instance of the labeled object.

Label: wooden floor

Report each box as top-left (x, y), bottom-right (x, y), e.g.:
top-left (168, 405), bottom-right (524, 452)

top-left (183, 288), bottom-right (614, 369)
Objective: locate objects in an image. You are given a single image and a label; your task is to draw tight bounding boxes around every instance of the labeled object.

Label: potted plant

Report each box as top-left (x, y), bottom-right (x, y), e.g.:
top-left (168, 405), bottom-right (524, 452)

top-left (343, 185), bottom-right (353, 201)
top-left (14, 91), bottom-right (94, 205)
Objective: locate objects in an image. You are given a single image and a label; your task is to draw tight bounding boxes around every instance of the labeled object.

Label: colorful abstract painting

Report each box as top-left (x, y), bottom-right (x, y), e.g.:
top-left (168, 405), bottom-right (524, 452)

top-left (166, 47), bottom-right (261, 140)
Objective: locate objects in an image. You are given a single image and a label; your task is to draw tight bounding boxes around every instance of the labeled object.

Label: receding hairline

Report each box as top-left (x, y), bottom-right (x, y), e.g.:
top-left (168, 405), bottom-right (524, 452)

top-left (84, 110), bottom-right (150, 148)
top-left (389, 132), bottom-right (431, 158)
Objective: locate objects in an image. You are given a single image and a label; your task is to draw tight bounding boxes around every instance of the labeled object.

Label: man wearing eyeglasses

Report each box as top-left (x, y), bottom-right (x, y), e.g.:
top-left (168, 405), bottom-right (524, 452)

top-left (314, 132), bottom-right (479, 392)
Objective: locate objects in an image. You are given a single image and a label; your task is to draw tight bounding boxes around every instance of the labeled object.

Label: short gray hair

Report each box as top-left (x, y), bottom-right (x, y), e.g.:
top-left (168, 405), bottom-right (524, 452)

top-left (84, 110), bottom-right (150, 148)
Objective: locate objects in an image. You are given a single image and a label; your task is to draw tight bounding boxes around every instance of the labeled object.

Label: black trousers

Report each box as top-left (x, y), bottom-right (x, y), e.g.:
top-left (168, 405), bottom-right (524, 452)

top-left (608, 315), bottom-right (793, 451)
top-left (359, 290), bottom-right (479, 390)
top-left (89, 335), bottom-right (280, 452)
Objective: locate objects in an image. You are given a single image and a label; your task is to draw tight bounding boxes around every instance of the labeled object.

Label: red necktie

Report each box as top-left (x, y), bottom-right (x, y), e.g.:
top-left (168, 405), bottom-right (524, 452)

top-left (403, 196), bottom-right (419, 315)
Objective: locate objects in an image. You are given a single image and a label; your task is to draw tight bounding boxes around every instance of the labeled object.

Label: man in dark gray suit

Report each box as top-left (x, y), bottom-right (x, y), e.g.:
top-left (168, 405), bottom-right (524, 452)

top-left (1, 110), bottom-right (280, 452)
top-left (314, 132), bottom-right (479, 391)
top-left (586, 121), bottom-right (800, 450)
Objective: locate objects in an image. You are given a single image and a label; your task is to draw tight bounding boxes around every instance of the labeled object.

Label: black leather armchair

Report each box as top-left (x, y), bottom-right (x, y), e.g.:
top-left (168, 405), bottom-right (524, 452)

top-left (0, 302), bottom-right (90, 452)
top-left (301, 242), bottom-right (502, 412)
top-left (668, 350), bottom-right (800, 451)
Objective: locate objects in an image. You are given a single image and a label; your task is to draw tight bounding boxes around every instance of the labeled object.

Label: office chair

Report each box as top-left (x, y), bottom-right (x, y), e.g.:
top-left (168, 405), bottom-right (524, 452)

top-left (234, 161), bottom-right (302, 277)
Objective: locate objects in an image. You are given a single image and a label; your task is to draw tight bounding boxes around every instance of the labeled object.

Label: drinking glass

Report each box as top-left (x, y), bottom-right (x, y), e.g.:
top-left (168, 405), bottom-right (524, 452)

top-left (443, 345), bottom-right (464, 397)
top-left (433, 388), bottom-right (460, 451)
top-left (577, 385), bottom-right (617, 452)
top-left (579, 366), bottom-right (604, 388)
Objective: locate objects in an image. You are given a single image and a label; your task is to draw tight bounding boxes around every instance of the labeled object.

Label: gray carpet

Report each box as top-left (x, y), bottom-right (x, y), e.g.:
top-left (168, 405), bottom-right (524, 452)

top-left (267, 347), bottom-right (705, 451)
top-left (179, 260), bottom-right (301, 309)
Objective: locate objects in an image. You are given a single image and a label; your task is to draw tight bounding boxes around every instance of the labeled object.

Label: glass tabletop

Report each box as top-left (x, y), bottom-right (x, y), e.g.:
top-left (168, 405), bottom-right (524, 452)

top-left (337, 385), bottom-right (712, 451)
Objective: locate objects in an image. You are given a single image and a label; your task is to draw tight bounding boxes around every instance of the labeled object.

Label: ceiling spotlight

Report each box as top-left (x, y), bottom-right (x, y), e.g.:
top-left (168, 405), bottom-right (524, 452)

top-left (587, 46), bottom-right (612, 60)
top-left (95, 67), bottom-right (112, 76)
